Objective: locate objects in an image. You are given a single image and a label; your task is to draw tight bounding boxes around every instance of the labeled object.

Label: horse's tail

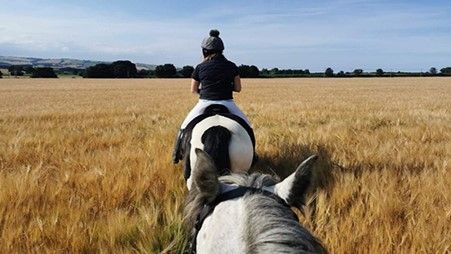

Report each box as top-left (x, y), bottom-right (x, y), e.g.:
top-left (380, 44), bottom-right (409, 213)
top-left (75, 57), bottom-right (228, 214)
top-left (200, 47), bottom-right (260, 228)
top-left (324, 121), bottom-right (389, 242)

top-left (201, 126), bottom-right (231, 175)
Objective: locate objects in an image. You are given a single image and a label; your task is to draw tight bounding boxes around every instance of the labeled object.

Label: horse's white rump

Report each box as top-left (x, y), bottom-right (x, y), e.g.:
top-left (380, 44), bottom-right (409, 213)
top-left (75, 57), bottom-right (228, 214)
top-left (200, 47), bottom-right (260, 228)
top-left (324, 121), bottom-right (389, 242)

top-left (187, 115), bottom-right (253, 189)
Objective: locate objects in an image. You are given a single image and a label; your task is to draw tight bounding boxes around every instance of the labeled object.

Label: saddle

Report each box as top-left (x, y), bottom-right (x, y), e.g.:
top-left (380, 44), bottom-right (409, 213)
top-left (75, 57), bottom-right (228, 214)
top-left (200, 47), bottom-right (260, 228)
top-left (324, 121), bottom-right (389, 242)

top-left (184, 104), bottom-right (255, 147)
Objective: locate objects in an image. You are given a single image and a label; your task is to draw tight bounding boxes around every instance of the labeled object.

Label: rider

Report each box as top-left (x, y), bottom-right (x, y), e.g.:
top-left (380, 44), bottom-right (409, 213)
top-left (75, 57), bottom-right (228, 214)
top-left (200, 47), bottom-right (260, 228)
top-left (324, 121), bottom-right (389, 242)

top-left (172, 29), bottom-right (252, 164)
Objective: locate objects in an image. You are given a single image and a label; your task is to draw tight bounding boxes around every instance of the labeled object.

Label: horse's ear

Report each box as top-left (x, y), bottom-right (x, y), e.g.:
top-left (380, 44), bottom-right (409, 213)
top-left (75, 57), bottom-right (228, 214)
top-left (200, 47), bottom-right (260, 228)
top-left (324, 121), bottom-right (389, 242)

top-left (272, 155), bottom-right (318, 208)
top-left (192, 148), bottom-right (220, 202)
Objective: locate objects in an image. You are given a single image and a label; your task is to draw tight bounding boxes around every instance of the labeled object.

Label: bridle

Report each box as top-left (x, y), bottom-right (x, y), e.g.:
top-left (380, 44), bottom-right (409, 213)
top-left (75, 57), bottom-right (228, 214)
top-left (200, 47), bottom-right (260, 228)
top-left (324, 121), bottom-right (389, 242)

top-left (189, 186), bottom-right (298, 254)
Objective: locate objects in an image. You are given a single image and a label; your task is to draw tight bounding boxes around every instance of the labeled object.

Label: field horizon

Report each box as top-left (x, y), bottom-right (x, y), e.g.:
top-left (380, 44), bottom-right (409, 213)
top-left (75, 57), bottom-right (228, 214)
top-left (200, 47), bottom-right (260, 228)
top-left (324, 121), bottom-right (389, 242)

top-left (0, 78), bottom-right (449, 253)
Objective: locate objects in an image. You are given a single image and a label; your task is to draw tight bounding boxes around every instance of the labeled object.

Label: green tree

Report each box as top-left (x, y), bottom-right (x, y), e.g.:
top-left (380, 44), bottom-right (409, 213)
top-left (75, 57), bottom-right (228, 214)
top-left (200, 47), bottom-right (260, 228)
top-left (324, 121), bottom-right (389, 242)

top-left (180, 65), bottom-right (194, 78)
top-left (269, 68), bottom-right (279, 75)
top-left (137, 69), bottom-right (152, 78)
top-left (84, 61), bottom-right (138, 78)
top-left (337, 71), bottom-right (345, 77)
top-left (31, 67), bottom-right (58, 78)
top-left (111, 60), bottom-right (137, 78)
top-left (238, 65), bottom-right (250, 77)
top-left (440, 67), bottom-right (451, 75)
top-left (429, 67), bottom-right (437, 75)
top-left (248, 65), bottom-right (259, 78)
top-left (23, 65), bottom-right (35, 74)
top-left (325, 67), bottom-right (334, 77)
top-left (155, 64), bottom-right (176, 78)
top-left (85, 64), bottom-right (113, 78)
top-left (8, 65), bottom-right (24, 76)
top-left (353, 69), bottom-right (363, 76)
top-left (239, 65), bottom-right (259, 78)
top-left (0, 71), bottom-right (2, 78)
top-left (376, 69), bottom-right (384, 76)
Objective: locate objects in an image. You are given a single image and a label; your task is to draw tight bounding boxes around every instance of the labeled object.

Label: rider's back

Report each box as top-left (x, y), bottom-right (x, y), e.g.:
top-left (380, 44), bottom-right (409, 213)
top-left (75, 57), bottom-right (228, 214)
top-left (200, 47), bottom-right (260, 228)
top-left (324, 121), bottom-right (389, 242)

top-left (193, 54), bottom-right (238, 101)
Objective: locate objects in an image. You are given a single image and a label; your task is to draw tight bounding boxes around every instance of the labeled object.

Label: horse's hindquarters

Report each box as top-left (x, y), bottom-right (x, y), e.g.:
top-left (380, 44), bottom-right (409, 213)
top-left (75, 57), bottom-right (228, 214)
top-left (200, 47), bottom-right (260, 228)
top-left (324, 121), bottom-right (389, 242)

top-left (190, 115), bottom-right (254, 173)
top-left (228, 130), bottom-right (253, 173)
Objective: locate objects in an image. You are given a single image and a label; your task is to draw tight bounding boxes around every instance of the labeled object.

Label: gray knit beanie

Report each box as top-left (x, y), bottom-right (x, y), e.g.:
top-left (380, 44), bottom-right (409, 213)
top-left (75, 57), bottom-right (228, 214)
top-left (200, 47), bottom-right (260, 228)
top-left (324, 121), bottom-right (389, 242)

top-left (201, 29), bottom-right (224, 52)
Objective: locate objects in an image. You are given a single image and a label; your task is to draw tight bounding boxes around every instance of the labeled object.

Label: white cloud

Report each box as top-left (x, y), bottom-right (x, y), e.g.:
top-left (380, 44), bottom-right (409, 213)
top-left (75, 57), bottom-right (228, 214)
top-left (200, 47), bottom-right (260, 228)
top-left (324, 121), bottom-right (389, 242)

top-left (0, 0), bottom-right (450, 70)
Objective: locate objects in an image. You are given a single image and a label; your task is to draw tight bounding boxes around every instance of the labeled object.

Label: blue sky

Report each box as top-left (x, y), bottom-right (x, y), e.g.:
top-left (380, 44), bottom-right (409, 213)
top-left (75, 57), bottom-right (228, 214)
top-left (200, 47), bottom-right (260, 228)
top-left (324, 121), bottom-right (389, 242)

top-left (1, 0), bottom-right (450, 71)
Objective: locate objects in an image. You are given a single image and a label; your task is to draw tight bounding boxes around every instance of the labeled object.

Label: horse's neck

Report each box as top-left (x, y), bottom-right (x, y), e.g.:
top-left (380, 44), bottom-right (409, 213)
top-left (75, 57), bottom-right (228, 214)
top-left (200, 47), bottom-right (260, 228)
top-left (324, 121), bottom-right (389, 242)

top-left (196, 198), bottom-right (247, 254)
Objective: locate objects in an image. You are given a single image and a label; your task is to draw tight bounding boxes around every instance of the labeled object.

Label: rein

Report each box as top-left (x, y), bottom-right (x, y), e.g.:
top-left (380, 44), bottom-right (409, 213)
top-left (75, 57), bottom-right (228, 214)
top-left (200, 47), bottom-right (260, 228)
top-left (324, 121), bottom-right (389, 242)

top-left (189, 186), bottom-right (298, 254)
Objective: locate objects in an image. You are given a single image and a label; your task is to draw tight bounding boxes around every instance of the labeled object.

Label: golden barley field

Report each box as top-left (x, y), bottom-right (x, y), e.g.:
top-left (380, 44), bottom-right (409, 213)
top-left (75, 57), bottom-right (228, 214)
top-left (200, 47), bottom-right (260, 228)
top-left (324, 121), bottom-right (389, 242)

top-left (0, 78), bottom-right (449, 253)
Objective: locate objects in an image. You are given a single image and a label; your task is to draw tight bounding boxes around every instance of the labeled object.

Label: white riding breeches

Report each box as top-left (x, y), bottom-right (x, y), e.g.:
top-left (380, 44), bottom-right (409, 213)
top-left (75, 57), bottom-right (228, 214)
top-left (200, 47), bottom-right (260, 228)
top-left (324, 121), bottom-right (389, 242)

top-left (180, 99), bottom-right (251, 129)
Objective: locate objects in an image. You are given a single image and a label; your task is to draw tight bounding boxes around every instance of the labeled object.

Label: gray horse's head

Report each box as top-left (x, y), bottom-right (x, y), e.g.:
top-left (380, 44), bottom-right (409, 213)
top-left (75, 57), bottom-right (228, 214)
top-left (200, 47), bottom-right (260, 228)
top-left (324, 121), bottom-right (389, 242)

top-left (190, 148), bottom-right (318, 208)
top-left (185, 149), bottom-right (327, 254)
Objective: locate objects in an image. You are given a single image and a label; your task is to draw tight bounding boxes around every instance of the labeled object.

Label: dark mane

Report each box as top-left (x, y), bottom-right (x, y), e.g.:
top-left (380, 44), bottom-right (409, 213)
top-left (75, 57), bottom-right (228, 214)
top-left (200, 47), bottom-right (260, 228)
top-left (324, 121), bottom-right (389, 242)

top-left (244, 189), bottom-right (327, 253)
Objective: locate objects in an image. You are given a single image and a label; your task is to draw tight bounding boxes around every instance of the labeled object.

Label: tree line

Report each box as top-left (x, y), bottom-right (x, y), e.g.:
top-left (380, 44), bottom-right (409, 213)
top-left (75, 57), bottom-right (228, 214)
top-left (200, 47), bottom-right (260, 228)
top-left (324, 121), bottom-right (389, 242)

top-left (1, 65), bottom-right (58, 78)
top-left (2, 61), bottom-right (451, 79)
top-left (84, 62), bottom-right (195, 78)
top-left (321, 67), bottom-right (451, 77)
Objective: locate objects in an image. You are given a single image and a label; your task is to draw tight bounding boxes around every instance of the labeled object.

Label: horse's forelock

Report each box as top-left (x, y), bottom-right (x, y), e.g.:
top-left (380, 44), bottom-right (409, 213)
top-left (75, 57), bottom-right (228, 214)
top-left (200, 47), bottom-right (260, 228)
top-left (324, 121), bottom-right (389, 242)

top-left (219, 173), bottom-right (278, 188)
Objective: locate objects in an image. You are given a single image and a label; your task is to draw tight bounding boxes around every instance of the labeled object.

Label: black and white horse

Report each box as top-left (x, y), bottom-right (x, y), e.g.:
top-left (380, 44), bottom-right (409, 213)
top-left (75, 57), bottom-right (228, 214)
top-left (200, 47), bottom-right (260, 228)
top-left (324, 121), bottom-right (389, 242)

top-left (184, 149), bottom-right (327, 254)
top-left (179, 105), bottom-right (256, 190)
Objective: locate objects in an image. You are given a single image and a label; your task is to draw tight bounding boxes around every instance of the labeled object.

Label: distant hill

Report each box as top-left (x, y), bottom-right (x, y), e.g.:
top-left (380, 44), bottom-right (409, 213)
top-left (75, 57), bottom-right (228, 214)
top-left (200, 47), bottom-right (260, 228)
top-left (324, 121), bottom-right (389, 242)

top-left (0, 56), bottom-right (156, 70)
